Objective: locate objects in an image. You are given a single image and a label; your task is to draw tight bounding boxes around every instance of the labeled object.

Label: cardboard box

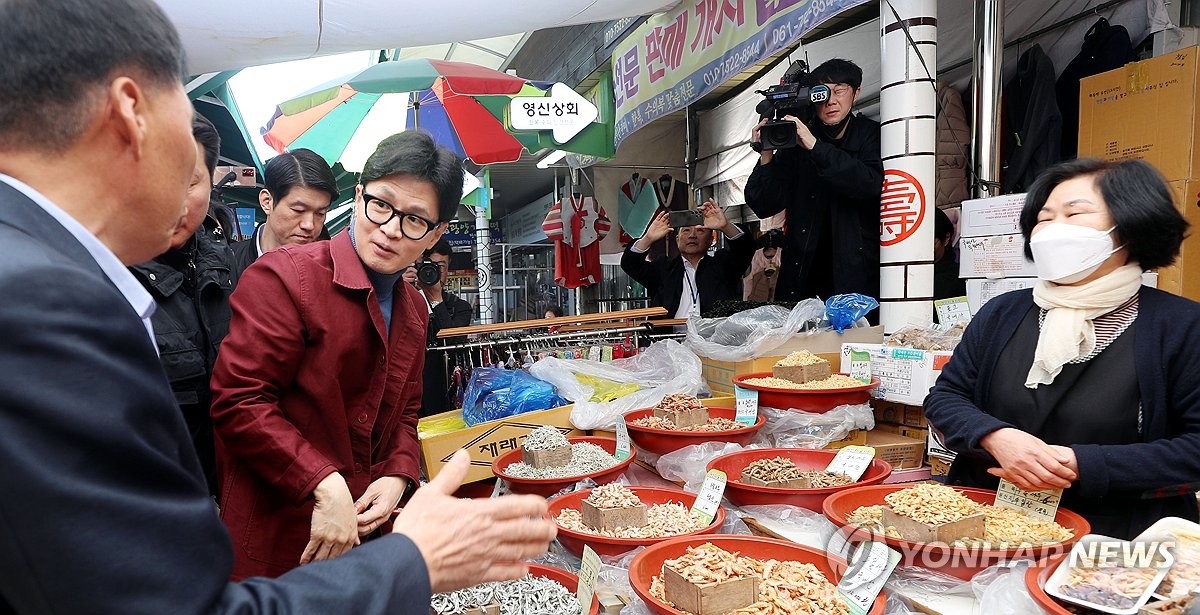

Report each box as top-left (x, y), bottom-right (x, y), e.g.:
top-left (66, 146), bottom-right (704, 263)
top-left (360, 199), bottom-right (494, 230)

top-left (841, 344), bottom-right (953, 406)
top-left (700, 326), bottom-right (884, 395)
top-left (873, 423), bottom-right (929, 441)
top-left (417, 404), bottom-right (584, 484)
top-left (958, 234), bottom-right (1037, 279)
top-left (871, 399), bottom-right (906, 425)
top-left (826, 429), bottom-right (868, 449)
top-left (866, 431), bottom-right (925, 470)
top-left (1154, 178), bottom-right (1200, 299)
top-left (959, 194), bottom-right (1025, 238)
top-left (930, 456), bottom-right (952, 478)
top-left (1078, 47), bottom-right (1200, 183)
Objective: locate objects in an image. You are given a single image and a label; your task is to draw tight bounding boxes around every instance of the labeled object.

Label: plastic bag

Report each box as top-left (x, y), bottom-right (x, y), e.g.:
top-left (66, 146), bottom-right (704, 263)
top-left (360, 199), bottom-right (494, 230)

top-left (732, 504), bottom-right (838, 551)
top-left (972, 560), bottom-right (1051, 615)
top-left (884, 565), bottom-right (975, 598)
top-left (415, 413), bottom-right (466, 438)
top-left (576, 374), bottom-right (640, 402)
top-left (826, 294), bottom-right (880, 333)
top-left (754, 404), bottom-right (875, 449)
top-left (654, 441), bottom-right (750, 492)
top-left (460, 368), bottom-right (567, 426)
top-left (886, 322), bottom-right (967, 352)
top-left (530, 340), bottom-right (707, 430)
top-left (683, 299), bottom-right (827, 362)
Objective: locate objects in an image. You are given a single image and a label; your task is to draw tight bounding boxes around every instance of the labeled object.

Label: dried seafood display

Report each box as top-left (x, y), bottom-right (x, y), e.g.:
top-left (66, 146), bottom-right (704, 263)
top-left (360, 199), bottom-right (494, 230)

top-left (742, 374), bottom-right (865, 390)
top-left (630, 415), bottom-right (745, 432)
top-left (555, 484), bottom-right (708, 539)
top-left (430, 573), bottom-right (583, 615)
top-left (740, 457), bottom-right (853, 488)
top-left (503, 442), bottom-right (617, 479)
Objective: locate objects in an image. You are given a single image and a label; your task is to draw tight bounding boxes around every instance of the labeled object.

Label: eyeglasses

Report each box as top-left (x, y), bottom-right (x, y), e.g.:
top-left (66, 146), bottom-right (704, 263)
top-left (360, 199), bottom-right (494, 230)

top-left (361, 190), bottom-right (439, 240)
top-left (827, 84), bottom-right (854, 98)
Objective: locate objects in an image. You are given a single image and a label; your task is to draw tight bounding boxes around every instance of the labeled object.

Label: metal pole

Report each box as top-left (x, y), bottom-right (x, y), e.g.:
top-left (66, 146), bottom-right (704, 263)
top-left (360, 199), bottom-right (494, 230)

top-left (971, 0), bottom-right (1004, 198)
top-left (878, 0), bottom-right (938, 332)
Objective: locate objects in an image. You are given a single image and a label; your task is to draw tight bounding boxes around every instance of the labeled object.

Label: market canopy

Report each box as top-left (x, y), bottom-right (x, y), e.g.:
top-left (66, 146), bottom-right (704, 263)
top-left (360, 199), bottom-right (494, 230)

top-left (154, 0), bottom-right (678, 74)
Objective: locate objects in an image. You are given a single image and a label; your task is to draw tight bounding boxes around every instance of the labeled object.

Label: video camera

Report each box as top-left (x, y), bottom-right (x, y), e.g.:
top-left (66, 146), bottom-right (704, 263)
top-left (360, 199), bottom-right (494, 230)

top-left (753, 60), bottom-right (830, 150)
top-left (414, 258), bottom-right (442, 286)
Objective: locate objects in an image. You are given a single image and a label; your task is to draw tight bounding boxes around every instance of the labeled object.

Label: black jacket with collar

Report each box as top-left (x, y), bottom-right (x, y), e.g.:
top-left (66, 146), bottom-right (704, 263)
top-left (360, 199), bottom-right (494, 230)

top-left (229, 225), bottom-right (260, 281)
top-left (621, 227), bottom-right (755, 316)
top-left (744, 113), bottom-right (883, 302)
top-left (422, 290), bottom-right (473, 417)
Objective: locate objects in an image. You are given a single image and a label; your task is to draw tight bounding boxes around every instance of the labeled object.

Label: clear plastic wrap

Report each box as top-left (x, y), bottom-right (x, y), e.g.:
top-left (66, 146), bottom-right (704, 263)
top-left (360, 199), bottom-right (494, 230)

top-left (971, 560), bottom-right (1051, 615)
top-left (653, 441), bottom-right (751, 492)
top-left (732, 504), bottom-right (838, 552)
top-left (755, 404), bottom-right (875, 449)
top-left (682, 299), bottom-right (827, 361)
top-left (885, 322), bottom-right (967, 352)
top-left (529, 340), bottom-right (707, 431)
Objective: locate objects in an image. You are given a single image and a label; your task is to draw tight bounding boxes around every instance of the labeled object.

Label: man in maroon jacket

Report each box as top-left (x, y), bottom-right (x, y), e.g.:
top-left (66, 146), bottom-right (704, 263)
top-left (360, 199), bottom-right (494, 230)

top-left (213, 131), bottom-right (470, 578)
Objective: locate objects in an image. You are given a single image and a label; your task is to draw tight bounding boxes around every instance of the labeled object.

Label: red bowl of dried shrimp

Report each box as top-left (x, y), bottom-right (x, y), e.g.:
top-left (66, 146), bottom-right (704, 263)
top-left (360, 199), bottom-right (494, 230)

top-left (622, 405), bottom-right (766, 456)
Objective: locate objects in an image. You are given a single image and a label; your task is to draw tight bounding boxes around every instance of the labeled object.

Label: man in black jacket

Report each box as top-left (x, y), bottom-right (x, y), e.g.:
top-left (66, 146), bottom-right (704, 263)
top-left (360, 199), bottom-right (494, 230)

top-left (621, 199), bottom-right (754, 317)
top-left (745, 58), bottom-right (883, 305)
top-left (420, 239), bottom-right (473, 416)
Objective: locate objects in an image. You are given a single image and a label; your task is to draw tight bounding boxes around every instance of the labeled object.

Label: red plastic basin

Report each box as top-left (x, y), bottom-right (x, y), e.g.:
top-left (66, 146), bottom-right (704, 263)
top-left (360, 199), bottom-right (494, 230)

top-left (628, 535), bottom-right (886, 615)
top-left (733, 372), bottom-right (878, 413)
top-left (622, 406), bottom-right (766, 456)
top-left (822, 484), bottom-right (1090, 581)
top-left (547, 485), bottom-right (725, 558)
top-left (492, 436), bottom-right (637, 497)
top-left (524, 563), bottom-right (601, 615)
top-left (707, 448), bottom-right (893, 511)
top-left (1025, 553), bottom-right (1074, 614)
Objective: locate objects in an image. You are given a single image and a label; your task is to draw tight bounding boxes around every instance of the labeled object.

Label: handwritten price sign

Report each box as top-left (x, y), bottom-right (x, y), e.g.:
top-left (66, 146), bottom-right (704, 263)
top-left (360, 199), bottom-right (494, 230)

top-left (690, 469), bottom-right (727, 525)
top-left (995, 479), bottom-right (1062, 522)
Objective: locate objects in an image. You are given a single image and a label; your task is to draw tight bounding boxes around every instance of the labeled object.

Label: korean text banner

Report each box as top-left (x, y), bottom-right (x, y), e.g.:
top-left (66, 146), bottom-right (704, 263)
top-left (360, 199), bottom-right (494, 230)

top-left (611, 0), bottom-right (870, 149)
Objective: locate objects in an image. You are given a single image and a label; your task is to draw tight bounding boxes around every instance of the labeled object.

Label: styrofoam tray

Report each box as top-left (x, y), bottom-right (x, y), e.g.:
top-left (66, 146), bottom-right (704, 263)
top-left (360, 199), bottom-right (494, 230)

top-left (1044, 533), bottom-right (1174, 615)
top-left (1134, 516), bottom-right (1200, 600)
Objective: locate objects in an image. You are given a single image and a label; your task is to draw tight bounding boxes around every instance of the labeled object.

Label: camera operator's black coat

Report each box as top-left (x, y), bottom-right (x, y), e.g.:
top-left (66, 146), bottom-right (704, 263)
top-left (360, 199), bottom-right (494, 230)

top-left (621, 227), bottom-right (755, 317)
top-left (745, 114), bottom-right (883, 303)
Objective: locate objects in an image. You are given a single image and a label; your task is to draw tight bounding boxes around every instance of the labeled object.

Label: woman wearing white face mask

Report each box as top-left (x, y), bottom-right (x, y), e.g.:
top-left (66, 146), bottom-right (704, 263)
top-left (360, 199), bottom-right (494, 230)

top-left (925, 158), bottom-right (1199, 539)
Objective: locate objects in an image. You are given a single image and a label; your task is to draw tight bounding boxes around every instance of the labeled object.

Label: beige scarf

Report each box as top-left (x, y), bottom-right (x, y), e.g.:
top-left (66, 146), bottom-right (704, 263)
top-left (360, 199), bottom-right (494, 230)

top-left (1025, 264), bottom-right (1143, 388)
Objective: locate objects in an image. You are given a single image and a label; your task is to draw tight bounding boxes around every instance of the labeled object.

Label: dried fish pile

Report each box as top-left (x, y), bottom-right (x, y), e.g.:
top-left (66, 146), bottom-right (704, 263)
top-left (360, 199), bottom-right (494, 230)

top-left (503, 442), bottom-right (617, 479)
top-left (629, 415), bottom-right (744, 431)
top-left (742, 457), bottom-right (804, 482)
top-left (655, 393), bottom-right (706, 413)
top-left (884, 483), bottom-right (979, 525)
top-left (742, 374), bottom-right (865, 389)
top-left (557, 502), bottom-right (707, 538)
top-left (430, 573), bottom-right (583, 615)
top-left (1060, 565), bottom-right (1160, 610)
top-left (649, 543), bottom-right (850, 615)
top-left (522, 425), bottom-right (570, 451)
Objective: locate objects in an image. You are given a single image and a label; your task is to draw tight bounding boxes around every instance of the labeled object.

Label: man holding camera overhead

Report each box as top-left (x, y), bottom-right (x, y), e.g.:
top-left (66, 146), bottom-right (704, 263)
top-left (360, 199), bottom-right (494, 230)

top-left (621, 199), bottom-right (755, 318)
top-left (745, 59), bottom-right (883, 305)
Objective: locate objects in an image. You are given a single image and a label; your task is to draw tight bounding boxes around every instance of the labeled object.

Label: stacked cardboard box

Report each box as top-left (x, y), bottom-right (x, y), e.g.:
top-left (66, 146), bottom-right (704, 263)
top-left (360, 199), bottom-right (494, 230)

top-left (868, 399), bottom-right (926, 470)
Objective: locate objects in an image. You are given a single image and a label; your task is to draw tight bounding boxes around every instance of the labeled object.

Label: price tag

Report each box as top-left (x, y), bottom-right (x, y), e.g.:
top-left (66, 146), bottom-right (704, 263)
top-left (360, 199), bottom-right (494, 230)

top-left (934, 296), bottom-right (972, 325)
top-left (995, 479), bottom-right (1062, 522)
top-left (588, 345), bottom-right (602, 362)
top-left (615, 418), bottom-right (632, 461)
top-left (690, 469), bottom-right (727, 525)
top-left (734, 386), bottom-right (759, 425)
top-left (825, 445), bottom-right (876, 482)
top-left (849, 350), bottom-right (872, 384)
top-left (576, 545), bottom-right (601, 609)
top-left (837, 540), bottom-right (901, 615)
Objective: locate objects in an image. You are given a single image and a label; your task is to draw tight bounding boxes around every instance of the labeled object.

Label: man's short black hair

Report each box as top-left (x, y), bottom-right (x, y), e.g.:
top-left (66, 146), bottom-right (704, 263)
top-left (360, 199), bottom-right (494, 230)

top-left (362, 131), bottom-right (464, 223)
top-left (0, 0), bottom-right (186, 152)
top-left (426, 239), bottom-right (453, 258)
top-left (934, 207), bottom-right (954, 243)
top-left (192, 112), bottom-right (221, 179)
top-left (263, 148), bottom-right (339, 204)
top-left (1019, 158), bottom-right (1188, 270)
top-left (810, 59), bottom-right (863, 90)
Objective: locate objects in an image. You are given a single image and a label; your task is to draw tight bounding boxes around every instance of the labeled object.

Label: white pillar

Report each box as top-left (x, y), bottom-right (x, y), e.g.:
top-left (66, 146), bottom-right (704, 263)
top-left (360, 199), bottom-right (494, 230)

top-left (878, 0), bottom-right (938, 332)
top-left (475, 204), bottom-right (494, 324)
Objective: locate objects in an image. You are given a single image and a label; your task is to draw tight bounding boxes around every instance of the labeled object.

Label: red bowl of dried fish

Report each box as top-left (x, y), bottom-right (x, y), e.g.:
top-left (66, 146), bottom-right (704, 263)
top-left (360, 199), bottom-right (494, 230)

top-left (707, 448), bottom-right (892, 512)
top-left (1025, 554), bottom-right (1077, 615)
top-left (822, 484), bottom-right (1090, 581)
top-left (547, 485), bottom-right (726, 558)
top-left (628, 535), bottom-right (886, 615)
top-left (732, 372), bottom-right (879, 413)
top-left (492, 436), bottom-right (637, 497)
top-left (524, 563), bottom-right (601, 615)
top-left (622, 405), bottom-right (766, 455)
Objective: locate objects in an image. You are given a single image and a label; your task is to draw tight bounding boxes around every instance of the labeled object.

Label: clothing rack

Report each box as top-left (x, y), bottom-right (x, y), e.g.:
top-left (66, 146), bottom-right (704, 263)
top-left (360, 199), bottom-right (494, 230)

top-left (429, 324), bottom-right (651, 352)
top-left (436, 307), bottom-right (667, 338)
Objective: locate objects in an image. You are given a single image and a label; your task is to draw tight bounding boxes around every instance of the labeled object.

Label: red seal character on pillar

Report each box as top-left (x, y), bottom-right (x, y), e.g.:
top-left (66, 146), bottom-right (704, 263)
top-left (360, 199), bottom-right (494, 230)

top-left (879, 169), bottom-right (926, 246)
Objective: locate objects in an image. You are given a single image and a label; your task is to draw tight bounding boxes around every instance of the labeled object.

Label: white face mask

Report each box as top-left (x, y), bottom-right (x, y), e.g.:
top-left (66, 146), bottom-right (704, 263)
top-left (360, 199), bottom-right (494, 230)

top-left (1028, 222), bottom-right (1120, 284)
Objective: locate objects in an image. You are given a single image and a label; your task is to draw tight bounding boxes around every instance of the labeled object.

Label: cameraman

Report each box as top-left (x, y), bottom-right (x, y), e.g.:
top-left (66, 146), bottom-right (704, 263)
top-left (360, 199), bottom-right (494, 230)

top-left (745, 58), bottom-right (883, 305)
top-left (421, 239), bottom-right (472, 416)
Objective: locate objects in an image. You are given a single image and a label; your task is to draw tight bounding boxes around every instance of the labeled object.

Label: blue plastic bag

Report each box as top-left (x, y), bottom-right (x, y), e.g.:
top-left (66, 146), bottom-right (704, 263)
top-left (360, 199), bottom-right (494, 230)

top-left (461, 368), bottom-right (568, 426)
top-left (825, 293), bottom-right (879, 333)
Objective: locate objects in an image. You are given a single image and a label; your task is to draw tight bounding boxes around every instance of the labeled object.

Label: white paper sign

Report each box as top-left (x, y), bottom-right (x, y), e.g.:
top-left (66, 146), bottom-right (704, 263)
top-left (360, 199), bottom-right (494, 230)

top-left (734, 386), bottom-right (759, 426)
top-left (615, 418), bottom-right (631, 461)
top-left (838, 540), bottom-right (901, 615)
top-left (849, 350), bottom-right (872, 384)
top-left (995, 479), bottom-right (1062, 522)
top-left (690, 469), bottom-right (727, 525)
top-left (825, 446), bottom-right (876, 482)
top-left (509, 82), bottom-right (599, 143)
top-left (576, 545), bottom-right (601, 609)
top-left (934, 297), bottom-right (972, 325)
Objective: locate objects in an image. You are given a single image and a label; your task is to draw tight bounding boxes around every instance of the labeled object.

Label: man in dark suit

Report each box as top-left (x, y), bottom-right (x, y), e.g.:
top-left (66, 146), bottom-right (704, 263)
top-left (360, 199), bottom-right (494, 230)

top-left (621, 199), bottom-right (755, 317)
top-left (0, 1), bottom-right (554, 613)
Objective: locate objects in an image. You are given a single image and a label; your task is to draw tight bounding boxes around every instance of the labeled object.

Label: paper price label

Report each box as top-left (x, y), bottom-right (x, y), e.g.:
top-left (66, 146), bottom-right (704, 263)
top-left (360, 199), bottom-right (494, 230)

top-left (588, 345), bottom-right (602, 362)
top-left (576, 545), bottom-right (601, 609)
top-left (825, 446), bottom-right (876, 482)
top-left (615, 418), bottom-right (632, 461)
top-left (995, 479), bottom-right (1062, 522)
top-left (734, 386), bottom-right (759, 425)
top-left (837, 540), bottom-right (901, 615)
top-left (690, 469), bottom-right (727, 525)
top-left (849, 350), bottom-right (872, 384)
top-left (934, 296), bottom-right (972, 325)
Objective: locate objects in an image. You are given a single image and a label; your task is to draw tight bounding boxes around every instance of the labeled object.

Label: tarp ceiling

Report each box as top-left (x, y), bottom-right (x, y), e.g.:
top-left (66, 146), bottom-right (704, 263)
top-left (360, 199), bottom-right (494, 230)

top-left (695, 0), bottom-right (1173, 189)
top-left (154, 0), bottom-right (680, 74)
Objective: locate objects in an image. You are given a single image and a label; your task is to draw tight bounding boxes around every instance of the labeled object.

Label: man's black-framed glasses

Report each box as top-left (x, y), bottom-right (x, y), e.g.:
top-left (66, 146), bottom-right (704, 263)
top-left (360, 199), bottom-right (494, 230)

top-left (361, 191), bottom-right (439, 240)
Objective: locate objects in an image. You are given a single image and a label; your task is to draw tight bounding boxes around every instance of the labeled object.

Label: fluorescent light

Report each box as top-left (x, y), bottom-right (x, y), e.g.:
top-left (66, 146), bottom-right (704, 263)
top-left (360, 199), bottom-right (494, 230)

top-left (536, 149), bottom-right (567, 169)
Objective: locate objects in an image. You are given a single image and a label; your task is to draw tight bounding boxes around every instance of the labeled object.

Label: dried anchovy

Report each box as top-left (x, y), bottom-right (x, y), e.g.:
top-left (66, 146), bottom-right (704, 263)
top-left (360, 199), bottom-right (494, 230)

top-left (556, 502), bottom-right (707, 538)
top-left (431, 573), bottom-right (583, 615)
top-left (522, 425), bottom-right (571, 452)
top-left (797, 470), bottom-right (854, 488)
top-left (584, 483), bottom-right (641, 508)
top-left (629, 415), bottom-right (744, 432)
top-left (503, 442), bottom-right (617, 479)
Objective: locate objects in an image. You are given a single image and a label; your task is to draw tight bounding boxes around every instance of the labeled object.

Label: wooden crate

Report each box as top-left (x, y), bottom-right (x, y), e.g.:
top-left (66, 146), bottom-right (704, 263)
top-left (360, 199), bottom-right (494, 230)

top-left (581, 500), bottom-right (647, 530)
top-left (662, 566), bottom-right (758, 615)
top-left (771, 361), bottom-right (832, 384)
top-left (521, 443), bottom-right (573, 468)
top-left (882, 507), bottom-right (985, 543)
top-left (653, 405), bottom-right (709, 429)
